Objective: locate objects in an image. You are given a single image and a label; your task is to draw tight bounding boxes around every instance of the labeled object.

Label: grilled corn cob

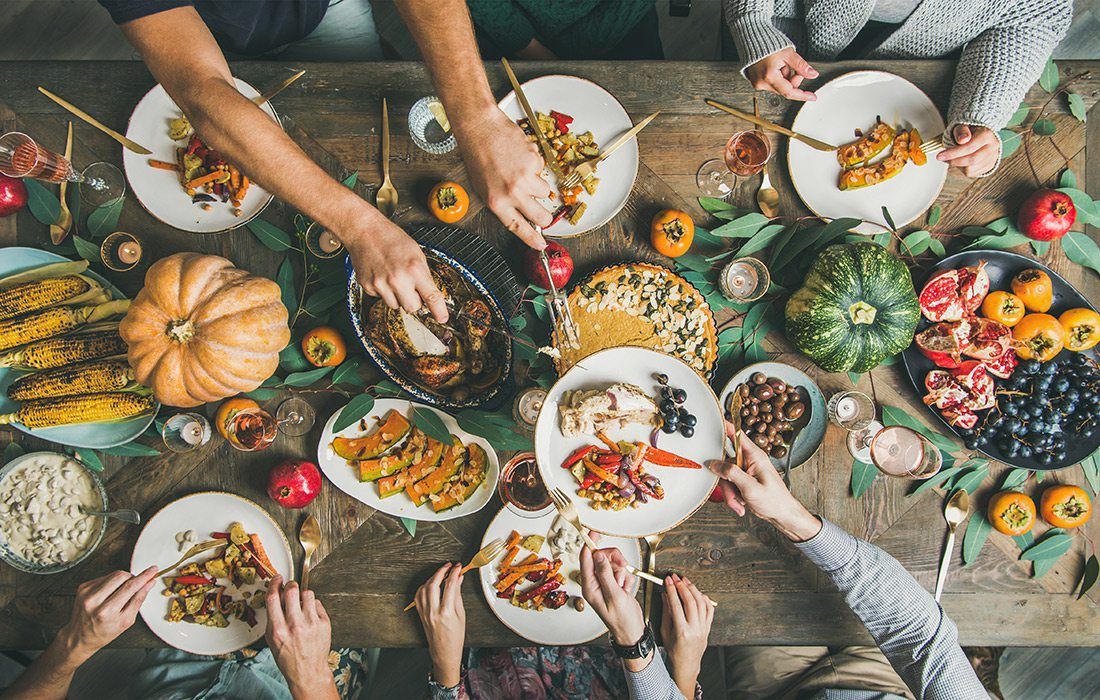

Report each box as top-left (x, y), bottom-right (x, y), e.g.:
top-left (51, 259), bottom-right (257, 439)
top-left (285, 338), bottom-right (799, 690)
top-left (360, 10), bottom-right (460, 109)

top-left (8, 359), bottom-right (134, 401)
top-left (0, 391), bottom-right (154, 429)
top-left (0, 300), bottom-right (129, 352)
top-left (0, 276), bottom-right (96, 322)
top-left (0, 328), bottom-right (129, 369)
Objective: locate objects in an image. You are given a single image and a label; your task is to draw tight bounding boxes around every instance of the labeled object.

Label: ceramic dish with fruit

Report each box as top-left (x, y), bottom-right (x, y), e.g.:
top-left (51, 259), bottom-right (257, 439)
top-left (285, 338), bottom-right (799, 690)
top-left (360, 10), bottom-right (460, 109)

top-left (903, 250), bottom-right (1099, 470)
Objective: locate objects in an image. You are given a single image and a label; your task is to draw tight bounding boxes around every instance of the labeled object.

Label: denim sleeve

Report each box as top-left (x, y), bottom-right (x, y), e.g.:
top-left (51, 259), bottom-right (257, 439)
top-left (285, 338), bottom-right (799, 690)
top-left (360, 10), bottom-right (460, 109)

top-left (794, 519), bottom-right (987, 700)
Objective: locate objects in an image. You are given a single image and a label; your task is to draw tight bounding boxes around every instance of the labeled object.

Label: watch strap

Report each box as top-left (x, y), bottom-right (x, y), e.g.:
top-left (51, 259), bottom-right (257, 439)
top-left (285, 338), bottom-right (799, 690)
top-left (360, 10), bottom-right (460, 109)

top-left (611, 624), bottom-right (655, 659)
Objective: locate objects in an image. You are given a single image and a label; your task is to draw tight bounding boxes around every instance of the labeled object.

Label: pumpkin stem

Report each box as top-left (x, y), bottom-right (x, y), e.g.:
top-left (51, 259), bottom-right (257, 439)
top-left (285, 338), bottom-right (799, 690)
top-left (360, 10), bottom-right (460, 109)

top-left (165, 319), bottom-right (196, 343)
top-left (849, 301), bottom-right (877, 325)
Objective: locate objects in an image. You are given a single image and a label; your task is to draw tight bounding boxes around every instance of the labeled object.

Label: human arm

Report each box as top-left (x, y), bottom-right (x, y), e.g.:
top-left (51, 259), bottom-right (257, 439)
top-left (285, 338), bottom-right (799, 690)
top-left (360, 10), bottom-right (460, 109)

top-left (393, 0), bottom-right (553, 248)
top-left (264, 575), bottom-right (339, 700)
top-left (723, 0), bottom-right (816, 100)
top-left (707, 422), bottom-right (986, 700)
top-left (415, 563), bottom-right (469, 699)
top-left (0, 568), bottom-right (157, 700)
top-left (939, 0), bottom-right (1072, 177)
top-left (117, 7), bottom-right (448, 321)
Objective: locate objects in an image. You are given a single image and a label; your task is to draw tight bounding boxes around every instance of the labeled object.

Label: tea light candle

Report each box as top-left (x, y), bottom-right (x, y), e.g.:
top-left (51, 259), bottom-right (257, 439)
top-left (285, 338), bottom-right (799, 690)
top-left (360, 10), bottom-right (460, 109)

top-left (318, 231), bottom-right (342, 254)
top-left (512, 387), bottom-right (547, 429)
top-left (835, 396), bottom-right (858, 421)
top-left (181, 420), bottom-right (204, 446)
top-left (117, 241), bottom-right (142, 265)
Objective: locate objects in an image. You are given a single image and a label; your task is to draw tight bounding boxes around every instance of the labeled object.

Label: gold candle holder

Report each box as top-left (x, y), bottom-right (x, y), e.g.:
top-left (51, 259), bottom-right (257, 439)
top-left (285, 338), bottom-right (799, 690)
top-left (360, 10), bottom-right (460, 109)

top-left (304, 221), bottom-right (345, 259)
top-left (100, 231), bottom-right (143, 272)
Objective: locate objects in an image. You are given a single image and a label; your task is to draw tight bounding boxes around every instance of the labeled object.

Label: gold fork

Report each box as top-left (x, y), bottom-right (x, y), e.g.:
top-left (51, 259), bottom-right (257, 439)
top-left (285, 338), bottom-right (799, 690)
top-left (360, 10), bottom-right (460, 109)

top-left (558, 111), bottom-right (660, 191)
top-left (156, 539), bottom-right (225, 577)
top-left (403, 537), bottom-right (508, 612)
top-left (920, 134), bottom-right (945, 155)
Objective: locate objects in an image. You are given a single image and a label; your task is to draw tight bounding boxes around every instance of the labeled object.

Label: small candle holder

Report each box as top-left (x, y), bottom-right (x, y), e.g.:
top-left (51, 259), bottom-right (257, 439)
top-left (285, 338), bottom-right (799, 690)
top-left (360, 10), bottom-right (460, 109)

top-left (100, 231), bottom-right (143, 272)
top-left (408, 96), bottom-right (457, 155)
top-left (827, 390), bottom-right (875, 431)
top-left (304, 221), bottom-right (345, 259)
top-left (719, 256), bottom-right (770, 302)
top-left (512, 387), bottom-right (547, 431)
top-left (162, 412), bottom-right (212, 453)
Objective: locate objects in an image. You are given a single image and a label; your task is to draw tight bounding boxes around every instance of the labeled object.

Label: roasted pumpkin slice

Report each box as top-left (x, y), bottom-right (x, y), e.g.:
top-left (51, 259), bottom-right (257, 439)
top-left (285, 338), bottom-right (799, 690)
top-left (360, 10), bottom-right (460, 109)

top-left (408, 440), bottom-right (476, 505)
top-left (838, 130), bottom-right (912, 191)
top-left (358, 428), bottom-right (426, 482)
top-left (405, 438), bottom-right (465, 503)
top-left (836, 119), bottom-right (896, 168)
top-left (378, 435), bottom-right (450, 498)
top-left (430, 444), bottom-right (488, 512)
top-left (332, 410), bottom-right (411, 460)
top-left (908, 128), bottom-right (927, 166)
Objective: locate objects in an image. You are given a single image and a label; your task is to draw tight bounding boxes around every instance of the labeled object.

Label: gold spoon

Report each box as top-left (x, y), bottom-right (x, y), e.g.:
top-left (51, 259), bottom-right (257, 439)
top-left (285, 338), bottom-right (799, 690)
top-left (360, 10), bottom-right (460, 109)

top-left (756, 170), bottom-right (779, 218)
top-left (50, 122), bottom-right (73, 244)
top-left (299, 514), bottom-right (321, 589)
top-left (934, 489), bottom-right (970, 602)
top-left (376, 97), bottom-right (398, 218)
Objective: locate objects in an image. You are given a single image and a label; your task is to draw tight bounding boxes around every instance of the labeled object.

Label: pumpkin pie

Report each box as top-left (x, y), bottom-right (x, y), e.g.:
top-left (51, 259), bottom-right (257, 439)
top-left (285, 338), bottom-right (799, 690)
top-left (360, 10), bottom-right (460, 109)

top-left (553, 263), bottom-right (718, 377)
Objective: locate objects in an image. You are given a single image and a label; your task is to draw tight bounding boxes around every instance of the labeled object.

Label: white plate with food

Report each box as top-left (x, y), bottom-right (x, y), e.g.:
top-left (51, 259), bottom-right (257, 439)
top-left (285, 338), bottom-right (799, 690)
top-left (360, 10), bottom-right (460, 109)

top-left (0, 247), bottom-right (156, 449)
top-left (787, 70), bottom-right (948, 234)
top-left (123, 78), bottom-right (276, 233)
top-left (131, 491), bottom-right (293, 655)
top-left (317, 398), bottom-right (499, 522)
top-left (535, 347), bottom-right (721, 537)
top-left (498, 75), bottom-right (638, 237)
top-left (479, 504), bottom-right (641, 645)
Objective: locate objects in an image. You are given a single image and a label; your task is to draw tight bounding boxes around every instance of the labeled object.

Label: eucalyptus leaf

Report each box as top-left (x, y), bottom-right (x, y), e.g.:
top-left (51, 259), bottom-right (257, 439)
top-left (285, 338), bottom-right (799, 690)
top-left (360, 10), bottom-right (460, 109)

top-left (737, 223), bottom-right (789, 257)
top-left (1068, 92), bottom-right (1087, 122)
top-left (1079, 452), bottom-right (1100, 496)
top-left (928, 205), bottom-right (942, 227)
top-left (901, 229), bottom-right (931, 254)
top-left (282, 365), bottom-right (335, 387)
top-left (276, 257), bottom-right (297, 320)
top-left (909, 465), bottom-right (966, 495)
top-left (952, 465), bottom-right (990, 494)
top-left (711, 213), bottom-right (769, 238)
top-left (73, 449), bottom-right (103, 472)
top-left (87, 198), bottom-right (124, 239)
top-left (999, 130), bottom-right (1022, 158)
top-left (698, 196), bottom-right (737, 213)
top-left (332, 357), bottom-right (367, 386)
top-left (99, 442), bottom-right (161, 457)
top-left (400, 516), bottom-right (417, 537)
top-left (1039, 59), bottom-right (1059, 92)
top-left (1032, 119), bottom-right (1056, 137)
top-left (1001, 468), bottom-right (1032, 490)
top-left (718, 326), bottom-right (743, 344)
top-left (1060, 169), bottom-right (1078, 189)
top-left (23, 179), bottom-right (61, 226)
top-left (881, 206), bottom-right (897, 232)
top-left (1078, 554), bottom-right (1099, 599)
top-left (847, 372), bottom-right (861, 386)
top-left (1062, 231), bottom-right (1100, 276)
top-left (71, 236), bottom-right (100, 263)
top-left (1030, 238), bottom-right (1050, 257)
top-left (342, 172), bottom-right (359, 188)
top-left (967, 232), bottom-right (1030, 250)
top-left (279, 342), bottom-right (311, 373)
top-left (1006, 104), bottom-right (1030, 127)
top-left (928, 239), bottom-right (946, 257)
top-left (410, 407), bottom-right (455, 446)
top-left (245, 387), bottom-right (280, 401)
top-left (1020, 532), bottom-right (1073, 561)
top-left (961, 512), bottom-right (992, 566)
top-left (248, 219), bottom-right (295, 252)
top-left (456, 411), bottom-right (531, 451)
top-left (985, 217), bottom-right (1015, 233)
top-left (850, 459), bottom-right (876, 498)
top-left (331, 393), bottom-right (376, 433)
top-left (302, 285), bottom-right (346, 315)
top-left (962, 226), bottom-right (998, 238)
top-left (1055, 188), bottom-right (1099, 224)
top-left (673, 252), bottom-right (714, 275)
top-left (1013, 531), bottom-right (1034, 549)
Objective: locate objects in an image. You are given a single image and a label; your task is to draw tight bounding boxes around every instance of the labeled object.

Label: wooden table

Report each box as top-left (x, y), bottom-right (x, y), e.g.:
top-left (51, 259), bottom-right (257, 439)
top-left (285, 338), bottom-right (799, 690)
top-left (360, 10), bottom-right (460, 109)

top-left (0, 60), bottom-right (1098, 649)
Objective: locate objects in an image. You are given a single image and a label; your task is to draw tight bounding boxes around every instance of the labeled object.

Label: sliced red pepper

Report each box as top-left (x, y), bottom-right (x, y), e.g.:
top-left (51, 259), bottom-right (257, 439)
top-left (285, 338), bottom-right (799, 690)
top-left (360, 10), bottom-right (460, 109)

top-left (519, 577), bottom-right (561, 603)
top-left (629, 470), bottom-right (663, 500)
top-left (174, 575), bottom-right (215, 586)
top-left (496, 583), bottom-right (517, 599)
top-left (580, 471), bottom-right (600, 490)
top-left (583, 459), bottom-right (619, 486)
top-left (210, 532), bottom-right (230, 540)
top-left (594, 453), bottom-right (623, 467)
top-left (549, 110), bottom-right (573, 134)
top-left (644, 445), bottom-right (702, 469)
top-left (562, 445), bottom-right (594, 470)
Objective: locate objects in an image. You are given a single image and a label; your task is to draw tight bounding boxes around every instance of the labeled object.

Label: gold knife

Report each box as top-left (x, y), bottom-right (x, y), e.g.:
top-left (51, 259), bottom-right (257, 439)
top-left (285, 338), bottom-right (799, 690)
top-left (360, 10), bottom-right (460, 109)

top-left (501, 58), bottom-right (569, 182)
top-left (38, 87), bottom-right (152, 155)
top-left (252, 69), bottom-right (306, 108)
top-left (50, 122), bottom-right (74, 245)
top-left (729, 389), bottom-right (743, 470)
top-left (705, 98), bottom-right (837, 152)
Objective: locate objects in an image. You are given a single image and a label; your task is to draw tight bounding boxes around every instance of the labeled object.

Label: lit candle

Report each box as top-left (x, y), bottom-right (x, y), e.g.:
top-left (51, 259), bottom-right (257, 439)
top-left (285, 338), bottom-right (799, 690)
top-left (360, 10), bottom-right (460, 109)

top-left (181, 420), bottom-right (204, 446)
top-left (117, 241), bottom-right (142, 265)
top-left (318, 231), bottom-right (342, 254)
top-left (835, 396), bottom-right (858, 421)
top-left (513, 387), bottom-right (547, 429)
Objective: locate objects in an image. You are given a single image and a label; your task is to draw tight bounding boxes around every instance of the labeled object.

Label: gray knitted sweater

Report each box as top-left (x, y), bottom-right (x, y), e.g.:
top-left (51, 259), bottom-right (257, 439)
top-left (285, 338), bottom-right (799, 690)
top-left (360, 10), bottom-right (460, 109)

top-left (723, 0), bottom-right (1072, 134)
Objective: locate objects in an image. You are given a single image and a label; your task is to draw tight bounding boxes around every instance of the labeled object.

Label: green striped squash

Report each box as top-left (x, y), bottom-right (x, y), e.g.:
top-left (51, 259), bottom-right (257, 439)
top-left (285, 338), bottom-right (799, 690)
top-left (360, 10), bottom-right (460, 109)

top-left (784, 242), bottom-right (919, 373)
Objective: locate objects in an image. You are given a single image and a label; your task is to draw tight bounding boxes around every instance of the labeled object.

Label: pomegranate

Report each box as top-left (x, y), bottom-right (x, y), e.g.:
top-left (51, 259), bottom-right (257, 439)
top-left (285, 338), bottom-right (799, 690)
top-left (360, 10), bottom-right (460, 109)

top-left (983, 345), bottom-right (1018, 379)
top-left (962, 317), bottom-right (1011, 362)
top-left (522, 241), bottom-right (573, 289)
top-left (942, 408), bottom-right (978, 430)
top-left (958, 262), bottom-right (990, 313)
top-left (0, 175), bottom-right (27, 218)
top-left (919, 263), bottom-right (989, 322)
top-left (267, 459), bottom-right (322, 509)
top-left (915, 320), bottom-right (971, 368)
top-left (1017, 188), bottom-right (1075, 241)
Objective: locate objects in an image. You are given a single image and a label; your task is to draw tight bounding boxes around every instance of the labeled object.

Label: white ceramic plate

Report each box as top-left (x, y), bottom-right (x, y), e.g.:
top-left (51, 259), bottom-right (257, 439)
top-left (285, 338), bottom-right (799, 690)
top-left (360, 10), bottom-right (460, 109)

top-left (788, 70), bottom-right (948, 234)
top-left (131, 492), bottom-right (293, 655)
top-left (478, 505), bottom-right (641, 645)
top-left (498, 75), bottom-right (638, 237)
top-left (0, 247), bottom-right (157, 448)
top-left (718, 362), bottom-right (827, 470)
top-left (534, 347), bottom-right (721, 537)
top-left (316, 398), bottom-right (499, 522)
top-left (123, 78), bottom-right (276, 233)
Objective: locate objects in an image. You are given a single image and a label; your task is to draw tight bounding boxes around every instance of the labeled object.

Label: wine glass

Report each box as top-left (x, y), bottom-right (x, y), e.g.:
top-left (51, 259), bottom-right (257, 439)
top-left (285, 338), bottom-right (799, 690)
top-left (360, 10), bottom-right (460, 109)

top-left (696, 129), bottom-right (772, 196)
top-left (498, 452), bottom-right (552, 517)
top-left (869, 426), bottom-right (943, 479)
top-left (225, 407), bottom-right (278, 452)
top-left (275, 397), bottom-right (316, 437)
top-left (0, 132), bottom-right (125, 205)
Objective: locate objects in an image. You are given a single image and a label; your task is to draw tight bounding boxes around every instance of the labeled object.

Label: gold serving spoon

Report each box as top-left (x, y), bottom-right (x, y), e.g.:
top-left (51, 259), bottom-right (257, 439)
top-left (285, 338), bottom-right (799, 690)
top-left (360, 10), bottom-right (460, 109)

top-left (50, 122), bottom-right (74, 244)
top-left (934, 489), bottom-right (970, 602)
top-left (299, 514), bottom-right (321, 589)
top-left (376, 97), bottom-right (398, 218)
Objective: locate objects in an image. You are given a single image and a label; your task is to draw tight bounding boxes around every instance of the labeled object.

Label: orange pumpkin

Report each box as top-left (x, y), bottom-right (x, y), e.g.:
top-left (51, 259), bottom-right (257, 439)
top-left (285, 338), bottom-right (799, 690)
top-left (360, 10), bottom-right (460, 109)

top-left (1012, 313), bottom-right (1064, 362)
top-left (428, 181), bottom-right (469, 224)
top-left (986, 491), bottom-right (1036, 535)
top-left (120, 253), bottom-right (290, 407)
top-left (651, 210), bottom-right (694, 258)
top-left (1040, 485), bottom-right (1091, 528)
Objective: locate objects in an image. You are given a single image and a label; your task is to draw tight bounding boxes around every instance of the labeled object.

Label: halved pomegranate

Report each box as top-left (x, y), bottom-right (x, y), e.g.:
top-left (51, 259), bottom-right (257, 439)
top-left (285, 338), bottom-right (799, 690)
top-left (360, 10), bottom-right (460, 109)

top-left (920, 269), bottom-right (965, 322)
top-left (963, 316), bottom-right (1012, 361)
top-left (943, 407), bottom-right (979, 430)
top-left (958, 261), bottom-right (990, 313)
top-left (916, 320), bottom-right (972, 368)
top-left (983, 345), bottom-right (1018, 379)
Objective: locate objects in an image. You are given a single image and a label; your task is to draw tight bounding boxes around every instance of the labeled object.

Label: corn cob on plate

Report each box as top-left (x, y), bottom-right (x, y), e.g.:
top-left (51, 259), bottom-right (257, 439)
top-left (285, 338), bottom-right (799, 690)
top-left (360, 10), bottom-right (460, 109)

top-left (0, 248), bottom-right (158, 448)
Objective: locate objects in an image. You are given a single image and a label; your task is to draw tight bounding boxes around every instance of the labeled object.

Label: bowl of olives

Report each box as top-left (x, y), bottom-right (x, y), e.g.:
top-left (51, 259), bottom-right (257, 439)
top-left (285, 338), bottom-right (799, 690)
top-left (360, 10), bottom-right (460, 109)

top-left (719, 362), bottom-right (827, 469)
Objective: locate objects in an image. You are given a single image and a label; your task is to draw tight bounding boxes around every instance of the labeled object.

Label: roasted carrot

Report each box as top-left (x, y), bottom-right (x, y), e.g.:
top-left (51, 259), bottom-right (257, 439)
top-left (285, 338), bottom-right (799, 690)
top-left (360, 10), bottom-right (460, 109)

top-left (501, 546), bottom-right (520, 570)
top-left (186, 170), bottom-right (231, 190)
top-left (147, 159), bottom-right (180, 171)
top-left (495, 569), bottom-right (530, 592)
top-left (595, 432), bottom-right (620, 453)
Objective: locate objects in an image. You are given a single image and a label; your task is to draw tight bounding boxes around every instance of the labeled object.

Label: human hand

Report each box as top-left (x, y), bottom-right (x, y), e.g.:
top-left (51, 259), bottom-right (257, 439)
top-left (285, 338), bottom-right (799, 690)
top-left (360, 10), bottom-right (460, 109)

top-left (937, 125), bottom-right (999, 178)
top-left (265, 575), bottom-right (337, 700)
top-left (706, 421), bottom-right (822, 542)
top-left (744, 47), bottom-right (818, 101)
top-left (454, 106), bottom-right (552, 250)
top-left (661, 574), bottom-right (714, 696)
top-left (341, 215), bottom-right (449, 322)
top-left (579, 546), bottom-right (644, 646)
top-left (415, 563), bottom-right (466, 688)
top-left (58, 567), bottom-right (157, 662)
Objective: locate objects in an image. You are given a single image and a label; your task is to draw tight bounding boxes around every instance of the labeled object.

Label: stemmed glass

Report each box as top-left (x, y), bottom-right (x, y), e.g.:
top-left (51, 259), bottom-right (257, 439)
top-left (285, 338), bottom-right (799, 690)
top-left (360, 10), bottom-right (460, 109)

top-left (275, 397), bottom-right (316, 437)
top-left (696, 129), bottom-right (772, 196)
top-left (225, 400), bottom-right (316, 451)
top-left (0, 132), bottom-right (125, 207)
top-left (868, 426), bottom-right (943, 479)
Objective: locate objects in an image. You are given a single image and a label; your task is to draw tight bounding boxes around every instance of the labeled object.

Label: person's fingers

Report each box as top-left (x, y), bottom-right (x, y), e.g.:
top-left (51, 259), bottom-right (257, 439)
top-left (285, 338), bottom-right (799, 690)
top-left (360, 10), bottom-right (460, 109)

top-left (767, 71), bottom-right (816, 102)
top-left (515, 194), bottom-right (553, 230)
top-left (662, 575), bottom-right (686, 625)
top-left (592, 550), bottom-right (624, 598)
top-left (315, 599), bottom-right (329, 623)
top-left (676, 576), bottom-right (698, 625)
top-left (391, 277), bottom-right (424, 318)
top-left (104, 566), bottom-right (158, 612)
top-left (282, 581), bottom-right (304, 623)
top-left (937, 139), bottom-right (984, 162)
top-left (84, 571), bottom-right (132, 606)
top-left (417, 279), bottom-right (450, 324)
top-left (266, 575), bottom-right (287, 633)
top-left (300, 589), bottom-right (317, 620)
top-left (683, 577), bottom-right (707, 624)
top-left (579, 547), bottom-right (603, 607)
top-left (707, 458), bottom-right (758, 494)
top-left (444, 563), bottom-right (463, 609)
top-left (788, 52), bottom-right (819, 79)
top-left (945, 152), bottom-right (989, 170)
top-left (790, 73), bottom-right (805, 89)
top-left (719, 480), bottom-right (747, 516)
top-left (501, 208), bottom-right (548, 251)
top-left (424, 563), bottom-right (451, 610)
top-left (373, 282), bottom-right (399, 311)
top-left (740, 430), bottom-right (772, 463)
top-left (952, 124), bottom-right (972, 144)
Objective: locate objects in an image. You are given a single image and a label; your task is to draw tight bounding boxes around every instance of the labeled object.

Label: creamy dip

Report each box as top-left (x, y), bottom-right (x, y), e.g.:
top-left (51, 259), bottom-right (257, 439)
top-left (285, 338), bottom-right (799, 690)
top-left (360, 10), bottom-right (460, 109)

top-left (547, 515), bottom-right (585, 569)
top-left (0, 454), bottom-right (102, 567)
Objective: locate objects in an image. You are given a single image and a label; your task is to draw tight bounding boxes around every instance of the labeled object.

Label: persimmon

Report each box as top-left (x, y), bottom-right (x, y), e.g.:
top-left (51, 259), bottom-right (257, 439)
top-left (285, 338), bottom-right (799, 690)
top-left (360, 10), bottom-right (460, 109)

top-left (1058, 308), bottom-right (1100, 352)
top-left (987, 491), bottom-right (1036, 535)
top-left (1010, 268), bottom-right (1053, 312)
top-left (1040, 485), bottom-right (1091, 528)
top-left (651, 210), bottom-right (694, 258)
top-left (302, 326), bottom-right (347, 367)
top-left (1012, 313), bottom-right (1065, 362)
top-left (981, 291), bottom-right (1025, 327)
top-left (428, 181), bottom-right (469, 224)
top-left (215, 397), bottom-right (260, 440)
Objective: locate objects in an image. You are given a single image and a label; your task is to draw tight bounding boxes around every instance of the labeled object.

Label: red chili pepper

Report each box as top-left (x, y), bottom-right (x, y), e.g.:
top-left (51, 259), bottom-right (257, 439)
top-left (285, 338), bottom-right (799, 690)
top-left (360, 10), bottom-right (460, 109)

top-left (210, 532), bottom-right (230, 540)
top-left (594, 453), bottom-right (623, 467)
top-left (645, 445), bottom-right (702, 469)
top-left (549, 205), bottom-right (571, 227)
top-left (174, 575), bottom-right (215, 586)
top-left (496, 583), bottom-right (517, 599)
top-left (519, 577), bottom-right (561, 603)
top-left (562, 445), bottom-right (594, 471)
top-left (629, 470), bottom-right (662, 500)
top-left (549, 110), bottom-right (573, 134)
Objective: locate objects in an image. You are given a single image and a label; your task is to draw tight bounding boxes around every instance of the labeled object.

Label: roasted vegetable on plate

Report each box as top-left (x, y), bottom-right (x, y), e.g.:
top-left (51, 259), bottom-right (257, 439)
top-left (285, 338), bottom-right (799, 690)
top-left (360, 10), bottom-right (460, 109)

top-left (492, 530), bottom-right (569, 611)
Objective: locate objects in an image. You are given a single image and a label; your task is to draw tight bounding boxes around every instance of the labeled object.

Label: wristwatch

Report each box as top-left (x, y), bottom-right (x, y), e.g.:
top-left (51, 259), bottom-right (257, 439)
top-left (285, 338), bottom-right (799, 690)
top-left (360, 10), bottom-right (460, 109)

top-left (610, 624), bottom-right (656, 659)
